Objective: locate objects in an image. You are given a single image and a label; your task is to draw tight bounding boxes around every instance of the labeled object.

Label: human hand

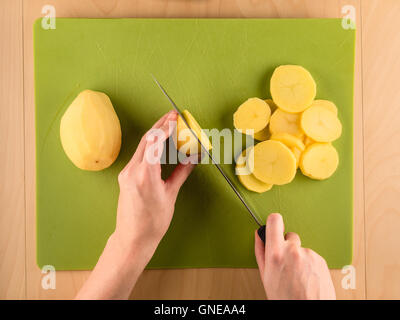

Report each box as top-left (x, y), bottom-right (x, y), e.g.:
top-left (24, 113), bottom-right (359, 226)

top-left (114, 110), bottom-right (196, 259)
top-left (255, 213), bottom-right (336, 300)
top-left (76, 111), bottom-right (195, 299)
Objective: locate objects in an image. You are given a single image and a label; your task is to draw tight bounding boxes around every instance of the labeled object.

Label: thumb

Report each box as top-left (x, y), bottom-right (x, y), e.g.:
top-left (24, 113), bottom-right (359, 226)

top-left (166, 162), bottom-right (196, 196)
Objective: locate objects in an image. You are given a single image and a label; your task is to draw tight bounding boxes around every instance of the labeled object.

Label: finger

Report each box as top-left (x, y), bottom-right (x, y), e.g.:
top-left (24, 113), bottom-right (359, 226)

top-left (143, 112), bottom-right (178, 168)
top-left (166, 161), bottom-right (196, 196)
top-left (285, 232), bottom-right (301, 247)
top-left (266, 213), bottom-right (285, 258)
top-left (125, 111), bottom-right (176, 169)
top-left (254, 230), bottom-right (265, 281)
top-left (140, 111), bottom-right (177, 162)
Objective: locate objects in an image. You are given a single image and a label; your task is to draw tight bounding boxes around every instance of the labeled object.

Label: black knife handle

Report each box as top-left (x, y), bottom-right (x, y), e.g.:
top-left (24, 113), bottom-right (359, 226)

top-left (257, 225), bottom-right (266, 244)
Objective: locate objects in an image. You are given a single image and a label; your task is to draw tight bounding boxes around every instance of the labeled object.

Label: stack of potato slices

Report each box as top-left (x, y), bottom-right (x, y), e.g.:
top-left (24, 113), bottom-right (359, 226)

top-left (234, 65), bottom-right (342, 193)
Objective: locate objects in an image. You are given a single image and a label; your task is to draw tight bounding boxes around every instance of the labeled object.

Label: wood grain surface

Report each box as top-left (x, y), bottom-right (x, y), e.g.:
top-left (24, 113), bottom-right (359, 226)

top-left (0, 0), bottom-right (398, 299)
top-left (362, 0), bottom-right (400, 300)
top-left (0, 0), bottom-right (26, 299)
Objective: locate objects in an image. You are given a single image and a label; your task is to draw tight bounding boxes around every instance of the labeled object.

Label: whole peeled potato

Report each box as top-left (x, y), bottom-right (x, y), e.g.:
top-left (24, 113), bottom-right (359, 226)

top-left (60, 90), bottom-right (121, 171)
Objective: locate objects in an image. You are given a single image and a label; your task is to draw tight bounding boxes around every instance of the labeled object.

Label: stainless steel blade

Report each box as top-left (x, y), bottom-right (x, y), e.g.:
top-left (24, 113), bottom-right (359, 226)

top-left (151, 75), bottom-right (262, 227)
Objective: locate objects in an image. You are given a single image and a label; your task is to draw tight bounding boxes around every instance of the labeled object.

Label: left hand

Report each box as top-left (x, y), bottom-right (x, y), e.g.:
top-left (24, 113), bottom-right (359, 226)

top-left (76, 111), bottom-right (195, 299)
top-left (114, 110), bottom-right (196, 258)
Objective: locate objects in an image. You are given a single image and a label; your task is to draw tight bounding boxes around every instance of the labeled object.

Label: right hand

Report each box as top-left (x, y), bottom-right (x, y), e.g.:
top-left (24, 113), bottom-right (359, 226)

top-left (255, 213), bottom-right (336, 300)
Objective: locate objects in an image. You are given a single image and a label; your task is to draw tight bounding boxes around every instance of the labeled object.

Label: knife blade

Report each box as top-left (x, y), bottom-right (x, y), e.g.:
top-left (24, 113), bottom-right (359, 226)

top-left (151, 75), bottom-right (266, 242)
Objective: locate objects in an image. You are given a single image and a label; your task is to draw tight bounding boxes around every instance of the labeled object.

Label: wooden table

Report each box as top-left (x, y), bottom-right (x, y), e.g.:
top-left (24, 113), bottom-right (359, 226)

top-left (1, 0), bottom-right (399, 300)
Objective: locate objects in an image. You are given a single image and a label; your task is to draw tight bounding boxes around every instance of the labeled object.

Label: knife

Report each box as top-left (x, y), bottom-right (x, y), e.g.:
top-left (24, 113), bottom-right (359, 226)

top-left (152, 75), bottom-right (266, 243)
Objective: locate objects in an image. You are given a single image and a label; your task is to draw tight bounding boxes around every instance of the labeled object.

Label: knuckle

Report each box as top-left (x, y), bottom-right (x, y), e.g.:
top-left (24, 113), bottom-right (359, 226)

top-left (292, 232), bottom-right (300, 240)
top-left (319, 257), bottom-right (328, 268)
top-left (314, 253), bottom-right (327, 266)
top-left (303, 247), bottom-right (313, 255)
top-left (288, 244), bottom-right (301, 259)
top-left (270, 251), bottom-right (282, 264)
top-left (286, 232), bottom-right (299, 242)
top-left (118, 170), bottom-right (128, 184)
top-left (136, 170), bottom-right (147, 187)
top-left (303, 248), bottom-right (313, 255)
top-left (304, 248), bottom-right (324, 263)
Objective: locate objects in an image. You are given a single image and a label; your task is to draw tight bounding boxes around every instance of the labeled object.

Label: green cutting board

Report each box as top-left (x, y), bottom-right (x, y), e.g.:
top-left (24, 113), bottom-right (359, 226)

top-left (34, 18), bottom-right (354, 270)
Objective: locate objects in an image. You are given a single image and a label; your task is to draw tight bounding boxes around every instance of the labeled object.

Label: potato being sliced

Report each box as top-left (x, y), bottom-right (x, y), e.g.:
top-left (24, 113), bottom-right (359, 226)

top-left (291, 147), bottom-right (302, 168)
top-left (233, 98), bottom-right (271, 134)
top-left (269, 109), bottom-right (304, 138)
top-left (312, 99), bottom-right (338, 116)
top-left (300, 143), bottom-right (339, 180)
top-left (301, 105), bottom-right (342, 142)
top-left (270, 132), bottom-right (305, 151)
top-left (176, 110), bottom-right (212, 155)
top-left (237, 170), bottom-right (273, 193)
top-left (254, 127), bottom-right (270, 141)
top-left (248, 140), bottom-right (297, 185)
top-left (270, 65), bottom-right (316, 113)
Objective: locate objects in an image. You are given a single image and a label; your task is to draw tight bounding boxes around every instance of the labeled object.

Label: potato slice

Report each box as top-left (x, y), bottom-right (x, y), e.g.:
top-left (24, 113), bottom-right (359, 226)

top-left (303, 136), bottom-right (315, 147)
top-left (270, 132), bottom-right (305, 151)
top-left (301, 105), bottom-right (342, 142)
top-left (300, 143), bottom-right (339, 180)
top-left (312, 99), bottom-right (338, 116)
top-left (234, 98), bottom-right (271, 134)
top-left (265, 99), bottom-right (278, 112)
top-left (304, 136), bottom-right (332, 148)
top-left (254, 127), bottom-right (270, 141)
top-left (237, 169), bottom-right (273, 193)
top-left (270, 65), bottom-right (316, 113)
top-left (269, 109), bottom-right (304, 138)
top-left (235, 146), bottom-right (253, 170)
top-left (236, 147), bottom-right (273, 192)
top-left (291, 147), bottom-right (302, 168)
top-left (176, 110), bottom-right (212, 155)
top-left (248, 140), bottom-right (297, 185)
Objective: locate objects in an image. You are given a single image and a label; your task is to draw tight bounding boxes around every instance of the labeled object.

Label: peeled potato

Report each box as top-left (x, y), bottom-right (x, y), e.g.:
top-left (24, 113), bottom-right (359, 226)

top-left (176, 110), bottom-right (212, 155)
top-left (291, 147), bottom-right (302, 168)
top-left (269, 109), bottom-right (304, 138)
top-left (234, 98), bottom-right (271, 134)
top-left (312, 99), bottom-right (338, 116)
top-left (270, 132), bottom-right (305, 151)
top-left (300, 143), bottom-right (339, 180)
top-left (254, 127), bottom-right (270, 141)
top-left (60, 90), bottom-right (121, 171)
top-left (248, 140), bottom-right (297, 185)
top-left (301, 105), bottom-right (342, 142)
top-left (270, 65), bottom-right (316, 113)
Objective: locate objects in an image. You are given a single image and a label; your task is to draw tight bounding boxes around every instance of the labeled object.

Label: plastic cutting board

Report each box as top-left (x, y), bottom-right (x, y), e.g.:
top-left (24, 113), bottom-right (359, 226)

top-left (34, 18), bottom-right (355, 270)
